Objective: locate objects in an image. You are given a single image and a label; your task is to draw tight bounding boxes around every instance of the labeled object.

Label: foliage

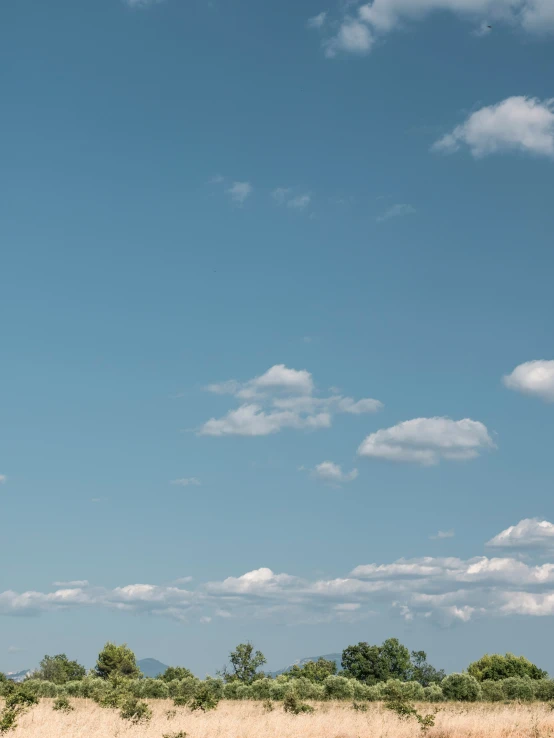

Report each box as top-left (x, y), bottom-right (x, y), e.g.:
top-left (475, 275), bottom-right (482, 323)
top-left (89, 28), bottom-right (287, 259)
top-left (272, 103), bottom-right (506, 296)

top-left (323, 675), bottom-right (355, 700)
top-left (159, 667), bottom-right (194, 682)
top-left (34, 654), bottom-right (86, 685)
top-left (0, 709), bottom-right (18, 735)
top-left (408, 651), bottom-right (446, 686)
top-left (163, 732), bottom-right (187, 738)
top-left (501, 676), bottom-right (535, 701)
top-left (481, 680), bottom-right (505, 702)
top-left (128, 677), bottom-right (169, 699)
top-left (468, 653), bottom-right (547, 682)
top-left (385, 697), bottom-right (437, 733)
top-left (288, 658), bottom-right (337, 683)
top-left (53, 696), bottom-right (74, 713)
top-left (441, 673), bottom-right (482, 702)
top-left (283, 691), bottom-right (315, 714)
top-left (18, 679), bottom-right (59, 698)
top-left (188, 683), bottom-right (220, 712)
top-left (119, 697), bottom-right (152, 724)
top-left (173, 696), bottom-right (188, 707)
top-left (0, 686), bottom-right (39, 735)
top-left (95, 643), bottom-right (141, 680)
top-left (341, 638), bottom-right (410, 685)
top-left (534, 680), bottom-right (554, 701)
top-left (221, 643), bottom-right (266, 684)
top-left (423, 684), bottom-right (445, 702)
top-left (263, 699), bottom-right (274, 712)
top-left (352, 701), bottom-right (368, 712)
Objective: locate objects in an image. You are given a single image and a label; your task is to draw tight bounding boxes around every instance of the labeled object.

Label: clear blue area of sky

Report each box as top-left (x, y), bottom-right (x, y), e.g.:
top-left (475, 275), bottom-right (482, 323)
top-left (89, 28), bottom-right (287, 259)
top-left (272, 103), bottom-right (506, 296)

top-left (1, 0), bottom-right (554, 676)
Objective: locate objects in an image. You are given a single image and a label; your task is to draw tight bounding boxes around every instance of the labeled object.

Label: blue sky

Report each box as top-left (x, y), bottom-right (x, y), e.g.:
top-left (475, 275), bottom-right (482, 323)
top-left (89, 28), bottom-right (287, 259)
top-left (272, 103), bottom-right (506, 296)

top-left (2, 0), bottom-right (554, 677)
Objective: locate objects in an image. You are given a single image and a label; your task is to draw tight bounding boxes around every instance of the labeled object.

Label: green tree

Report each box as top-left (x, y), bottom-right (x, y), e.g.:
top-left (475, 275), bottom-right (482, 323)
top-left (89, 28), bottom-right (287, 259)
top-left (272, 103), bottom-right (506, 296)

top-left (408, 651), bottom-right (446, 686)
top-left (467, 653), bottom-right (547, 682)
top-left (221, 643), bottom-right (266, 684)
top-left (159, 667), bottom-right (194, 682)
top-left (341, 638), bottom-right (411, 685)
top-left (441, 673), bottom-right (482, 702)
top-left (94, 643), bottom-right (141, 680)
top-left (288, 658), bottom-right (337, 683)
top-left (34, 654), bottom-right (86, 685)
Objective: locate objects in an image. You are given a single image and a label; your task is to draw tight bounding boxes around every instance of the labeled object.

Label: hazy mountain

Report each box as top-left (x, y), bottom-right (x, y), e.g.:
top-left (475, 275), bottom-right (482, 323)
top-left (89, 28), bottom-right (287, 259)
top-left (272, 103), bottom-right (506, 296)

top-left (270, 653), bottom-right (342, 677)
top-left (5, 670), bottom-right (31, 683)
top-left (137, 658), bottom-right (169, 678)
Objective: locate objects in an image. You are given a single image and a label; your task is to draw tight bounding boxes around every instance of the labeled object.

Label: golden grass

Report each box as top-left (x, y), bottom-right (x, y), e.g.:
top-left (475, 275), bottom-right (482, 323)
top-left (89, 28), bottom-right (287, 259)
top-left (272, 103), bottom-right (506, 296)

top-left (8, 699), bottom-right (554, 737)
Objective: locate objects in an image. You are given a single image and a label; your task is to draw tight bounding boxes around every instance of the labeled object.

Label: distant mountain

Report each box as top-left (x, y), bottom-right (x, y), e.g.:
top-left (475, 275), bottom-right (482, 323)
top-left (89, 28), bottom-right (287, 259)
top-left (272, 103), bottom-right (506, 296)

top-left (5, 670), bottom-right (31, 683)
top-left (137, 658), bottom-right (169, 678)
top-left (270, 653), bottom-right (342, 677)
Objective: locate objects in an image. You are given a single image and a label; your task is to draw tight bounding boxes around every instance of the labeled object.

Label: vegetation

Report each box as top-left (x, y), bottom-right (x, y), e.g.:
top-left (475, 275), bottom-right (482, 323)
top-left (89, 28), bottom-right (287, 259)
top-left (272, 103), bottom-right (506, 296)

top-left (288, 658), bottom-right (337, 682)
top-left (220, 643), bottom-right (266, 684)
top-left (34, 654), bottom-right (86, 684)
top-left (95, 643), bottom-right (141, 680)
top-left (468, 653), bottom-right (547, 682)
top-left (341, 638), bottom-right (412, 684)
top-left (119, 697), bottom-right (152, 724)
top-left (52, 696), bottom-right (74, 713)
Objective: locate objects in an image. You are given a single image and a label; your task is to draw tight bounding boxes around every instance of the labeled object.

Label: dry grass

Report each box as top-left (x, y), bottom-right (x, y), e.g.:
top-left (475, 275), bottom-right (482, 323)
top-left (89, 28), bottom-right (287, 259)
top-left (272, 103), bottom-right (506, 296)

top-left (7, 699), bottom-right (554, 737)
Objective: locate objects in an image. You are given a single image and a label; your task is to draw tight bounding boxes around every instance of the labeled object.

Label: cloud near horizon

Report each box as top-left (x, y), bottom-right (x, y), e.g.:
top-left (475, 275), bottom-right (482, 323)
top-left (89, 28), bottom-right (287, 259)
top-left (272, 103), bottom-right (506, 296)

top-left (200, 364), bottom-right (382, 437)
top-left (503, 360), bottom-right (554, 401)
top-left (3, 519), bottom-right (554, 625)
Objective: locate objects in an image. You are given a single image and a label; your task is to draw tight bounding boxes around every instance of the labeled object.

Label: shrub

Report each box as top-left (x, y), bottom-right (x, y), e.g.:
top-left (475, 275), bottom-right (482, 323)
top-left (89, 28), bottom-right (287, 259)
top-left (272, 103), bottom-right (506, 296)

top-left (235, 684), bottom-right (254, 700)
top-left (352, 701), bottom-right (368, 712)
top-left (53, 696), bottom-right (74, 713)
top-left (365, 685), bottom-right (382, 701)
top-left (159, 667), bottom-right (194, 682)
top-left (5, 690), bottom-right (39, 710)
top-left (34, 654), bottom-right (86, 684)
top-left (283, 692), bottom-right (315, 714)
top-left (501, 677), bottom-right (535, 702)
top-left (534, 680), bottom-right (554, 701)
top-left (288, 658), bottom-right (337, 682)
top-left (323, 675), bottom-right (355, 700)
top-left (0, 709), bottom-right (18, 735)
top-left (188, 683), bottom-right (220, 712)
top-left (16, 679), bottom-right (59, 698)
top-left (262, 699), bottom-right (274, 712)
top-left (250, 678), bottom-right (272, 700)
top-left (95, 643), bottom-right (140, 680)
top-left (171, 677), bottom-right (200, 700)
top-left (173, 696), bottom-right (188, 707)
top-left (385, 699), bottom-right (436, 733)
top-left (130, 678), bottom-right (169, 699)
top-left (401, 681), bottom-right (425, 700)
top-left (423, 685), bottom-right (445, 703)
top-left (290, 677), bottom-right (323, 701)
top-left (269, 678), bottom-right (291, 701)
top-left (468, 654), bottom-right (547, 682)
top-left (119, 697), bottom-right (152, 724)
top-left (163, 732), bottom-right (187, 738)
top-left (441, 673), bottom-right (482, 702)
top-left (481, 681), bottom-right (504, 702)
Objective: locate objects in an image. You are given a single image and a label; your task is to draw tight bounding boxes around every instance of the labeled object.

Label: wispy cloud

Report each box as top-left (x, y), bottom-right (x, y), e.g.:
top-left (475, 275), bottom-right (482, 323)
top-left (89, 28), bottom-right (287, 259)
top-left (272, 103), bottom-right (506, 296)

top-left (358, 417), bottom-right (496, 466)
top-left (52, 581), bottom-right (89, 588)
top-left (0, 475), bottom-right (6, 485)
top-left (170, 478), bottom-right (201, 487)
top-left (307, 11), bottom-right (328, 29)
top-left (318, 1), bottom-right (554, 59)
top-left (430, 530), bottom-right (455, 540)
top-left (376, 203), bottom-right (416, 222)
top-left (287, 194), bottom-right (312, 210)
top-left (503, 360), bottom-right (554, 402)
top-left (272, 188), bottom-right (312, 211)
top-left (226, 181), bottom-right (253, 205)
top-left (433, 97), bottom-right (554, 159)
top-left (200, 364), bottom-right (382, 437)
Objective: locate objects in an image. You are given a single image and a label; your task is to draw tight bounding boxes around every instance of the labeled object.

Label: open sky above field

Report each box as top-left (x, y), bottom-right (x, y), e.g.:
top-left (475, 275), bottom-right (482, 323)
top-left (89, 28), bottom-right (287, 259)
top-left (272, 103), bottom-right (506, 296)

top-left (2, 0), bottom-right (554, 677)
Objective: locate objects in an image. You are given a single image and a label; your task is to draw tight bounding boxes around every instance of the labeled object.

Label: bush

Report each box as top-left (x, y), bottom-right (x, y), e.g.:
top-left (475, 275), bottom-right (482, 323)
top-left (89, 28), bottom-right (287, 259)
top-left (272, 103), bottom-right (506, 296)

top-left (250, 678), bottom-right (272, 700)
top-left (95, 643), bottom-right (140, 680)
top-left (0, 709), bottom-right (18, 735)
top-left (235, 684), bottom-right (254, 700)
top-left (269, 679), bottom-right (290, 701)
top-left (16, 680), bottom-right (59, 698)
top-left (262, 699), bottom-right (274, 712)
top-left (352, 682), bottom-right (374, 701)
top-left (163, 732), bottom-right (187, 738)
top-left (119, 697), bottom-right (152, 724)
top-left (170, 677), bottom-right (200, 700)
top-left (501, 677), bottom-right (535, 702)
top-left (283, 692), bottom-right (315, 714)
top-left (53, 696), bottom-right (74, 713)
top-left (323, 675), bottom-right (355, 700)
top-left (289, 677), bottom-right (323, 701)
top-left (534, 680), bottom-right (554, 701)
top-left (5, 690), bottom-right (39, 710)
top-left (441, 673), bottom-right (482, 702)
top-left (188, 683), bottom-right (220, 712)
top-left (401, 681), bottom-right (425, 700)
top-left (423, 685), bottom-right (445, 703)
top-left (468, 654), bottom-right (547, 682)
top-left (129, 678), bottom-right (169, 699)
top-left (352, 701), bottom-right (368, 712)
top-left (481, 681), bottom-right (504, 702)
top-left (159, 667), bottom-right (194, 682)
top-left (173, 696), bottom-right (188, 707)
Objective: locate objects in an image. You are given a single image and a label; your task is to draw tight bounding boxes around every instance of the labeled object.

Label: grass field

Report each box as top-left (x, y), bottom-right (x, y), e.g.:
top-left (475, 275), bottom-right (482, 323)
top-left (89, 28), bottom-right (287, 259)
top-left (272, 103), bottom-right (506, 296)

top-left (7, 699), bottom-right (554, 737)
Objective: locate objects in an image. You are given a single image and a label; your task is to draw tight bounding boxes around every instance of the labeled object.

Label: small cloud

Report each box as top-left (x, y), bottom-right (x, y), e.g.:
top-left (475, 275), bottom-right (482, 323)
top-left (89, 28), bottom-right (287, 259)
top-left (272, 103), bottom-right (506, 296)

top-left (310, 461), bottom-right (359, 485)
top-left (52, 581), bottom-right (89, 588)
top-left (170, 478), bottom-right (201, 487)
top-left (91, 498), bottom-right (101, 503)
top-left (226, 181), bottom-right (253, 205)
top-left (0, 475), bottom-right (6, 485)
top-left (209, 173), bottom-right (225, 184)
top-left (377, 203), bottom-right (416, 223)
top-left (287, 194), bottom-right (312, 211)
top-left (200, 616), bottom-right (212, 624)
top-left (173, 576), bottom-right (193, 584)
top-left (324, 19), bottom-right (374, 58)
top-left (487, 518), bottom-right (554, 550)
top-left (430, 530), bottom-right (455, 540)
top-left (272, 187), bottom-right (291, 205)
top-left (307, 11), bottom-right (327, 30)
top-left (215, 608), bottom-right (232, 618)
top-left (432, 97), bottom-right (554, 159)
top-left (303, 336), bottom-right (313, 343)
top-left (503, 360), bottom-right (554, 402)
top-left (333, 603), bottom-right (361, 611)
top-left (7, 646), bottom-right (23, 654)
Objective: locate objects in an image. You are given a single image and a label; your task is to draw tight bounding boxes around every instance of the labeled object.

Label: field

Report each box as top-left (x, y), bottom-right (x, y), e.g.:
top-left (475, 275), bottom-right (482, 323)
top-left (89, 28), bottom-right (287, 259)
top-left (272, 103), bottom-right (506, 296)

top-left (8, 699), bottom-right (554, 738)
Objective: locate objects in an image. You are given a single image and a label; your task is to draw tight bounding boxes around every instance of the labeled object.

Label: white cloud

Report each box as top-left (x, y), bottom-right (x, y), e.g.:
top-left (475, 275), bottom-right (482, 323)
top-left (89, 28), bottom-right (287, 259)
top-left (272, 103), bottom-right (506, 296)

top-left (0, 476), bottom-right (6, 485)
top-left (287, 194), bottom-right (312, 210)
top-left (272, 187), bottom-right (291, 205)
top-left (487, 518), bottom-right (554, 549)
top-left (170, 477), bottom-right (201, 487)
top-left (7, 646), bottom-right (22, 654)
top-left (201, 364), bottom-right (382, 437)
top-left (226, 181), bottom-right (253, 205)
top-left (430, 530), bottom-right (455, 540)
top-left (376, 203), bottom-right (416, 222)
top-left (324, 19), bottom-right (374, 57)
top-left (319, 0), bottom-right (554, 59)
top-left (311, 461), bottom-right (359, 484)
top-left (358, 417), bottom-right (496, 466)
top-left (433, 97), bottom-right (554, 158)
top-left (503, 360), bottom-right (554, 402)
top-left (307, 11), bottom-right (328, 29)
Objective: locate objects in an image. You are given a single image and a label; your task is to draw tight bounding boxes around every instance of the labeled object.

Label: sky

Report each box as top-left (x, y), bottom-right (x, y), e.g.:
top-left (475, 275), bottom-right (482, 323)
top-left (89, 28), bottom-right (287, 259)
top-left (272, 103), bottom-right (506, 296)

top-left (2, 0), bottom-right (554, 678)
